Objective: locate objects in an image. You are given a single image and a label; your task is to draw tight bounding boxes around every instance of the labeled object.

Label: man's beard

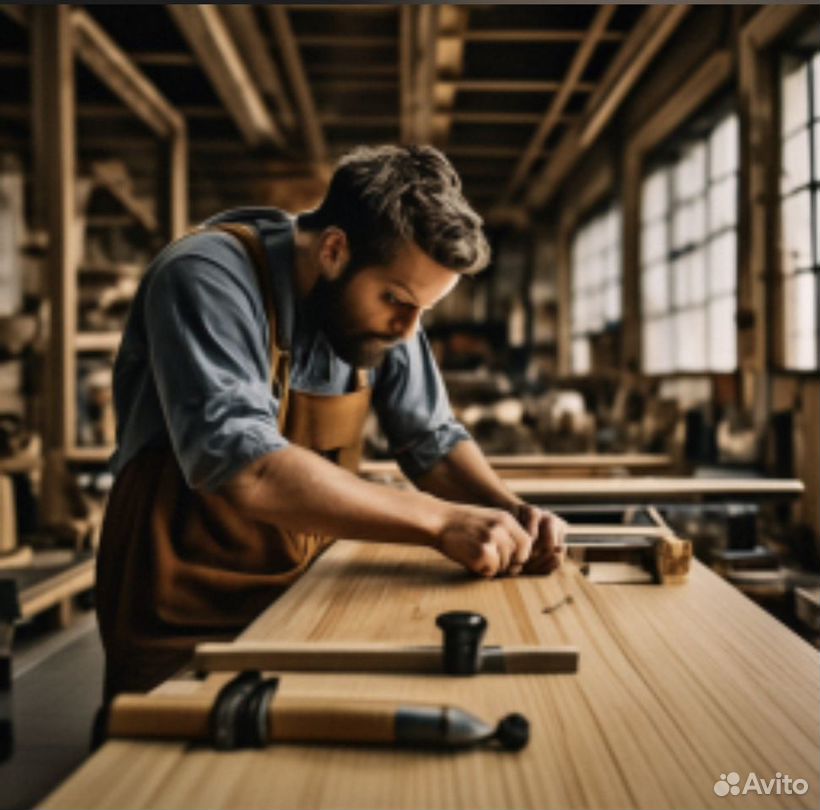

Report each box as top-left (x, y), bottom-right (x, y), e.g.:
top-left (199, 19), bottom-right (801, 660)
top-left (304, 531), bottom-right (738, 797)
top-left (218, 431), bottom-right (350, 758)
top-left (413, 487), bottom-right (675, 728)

top-left (308, 275), bottom-right (397, 368)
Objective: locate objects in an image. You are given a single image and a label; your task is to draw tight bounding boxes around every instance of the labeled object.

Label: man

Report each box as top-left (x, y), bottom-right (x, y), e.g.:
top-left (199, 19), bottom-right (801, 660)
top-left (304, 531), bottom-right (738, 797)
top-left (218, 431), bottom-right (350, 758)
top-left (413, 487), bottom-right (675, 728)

top-left (96, 145), bottom-right (567, 702)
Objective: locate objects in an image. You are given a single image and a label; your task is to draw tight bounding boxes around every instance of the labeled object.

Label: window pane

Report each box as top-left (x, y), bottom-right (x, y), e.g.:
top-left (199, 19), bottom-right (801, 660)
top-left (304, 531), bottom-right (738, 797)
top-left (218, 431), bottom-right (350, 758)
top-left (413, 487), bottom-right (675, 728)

top-left (815, 125), bottom-right (820, 184)
top-left (708, 295), bottom-right (736, 372)
top-left (784, 273), bottom-right (818, 370)
top-left (604, 280), bottom-right (620, 323)
top-left (709, 113), bottom-right (739, 178)
top-left (672, 196), bottom-right (706, 249)
top-left (781, 190), bottom-right (813, 271)
top-left (643, 317), bottom-right (672, 374)
top-left (672, 255), bottom-right (689, 307)
top-left (674, 141), bottom-right (706, 200)
top-left (816, 189), bottom-right (820, 261)
top-left (781, 128), bottom-right (811, 195)
top-left (708, 231), bottom-right (737, 296)
top-left (642, 263), bottom-right (669, 317)
top-left (814, 52), bottom-right (820, 119)
top-left (675, 308), bottom-right (706, 370)
top-left (708, 175), bottom-right (737, 231)
top-left (641, 221), bottom-right (667, 265)
top-left (785, 271), bottom-right (818, 340)
top-left (781, 56), bottom-right (809, 135)
top-left (642, 170), bottom-right (668, 222)
top-left (689, 247), bottom-right (707, 304)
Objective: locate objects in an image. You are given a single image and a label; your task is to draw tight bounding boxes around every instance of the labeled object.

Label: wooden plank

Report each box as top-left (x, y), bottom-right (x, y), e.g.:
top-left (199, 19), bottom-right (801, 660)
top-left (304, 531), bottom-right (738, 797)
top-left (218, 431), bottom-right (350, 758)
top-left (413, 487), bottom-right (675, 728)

top-left (266, 6), bottom-right (327, 164)
top-left (70, 8), bottom-right (184, 138)
top-left (167, 5), bottom-right (283, 148)
top-left (505, 5), bottom-right (616, 200)
top-left (42, 541), bottom-right (819, 809)
top-left (508, 477), bottom-right (804, 503)
top-left (167, 128), bottom-right (188, 240)
top-left (219, 4), bottom-right (296, 133)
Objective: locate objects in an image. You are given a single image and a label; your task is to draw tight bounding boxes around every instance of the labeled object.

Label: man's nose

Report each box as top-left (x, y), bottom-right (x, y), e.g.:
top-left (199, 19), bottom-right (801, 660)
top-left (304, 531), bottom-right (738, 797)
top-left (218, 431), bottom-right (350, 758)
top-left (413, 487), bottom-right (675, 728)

top-left (390, 309), bottom-right (422, 341)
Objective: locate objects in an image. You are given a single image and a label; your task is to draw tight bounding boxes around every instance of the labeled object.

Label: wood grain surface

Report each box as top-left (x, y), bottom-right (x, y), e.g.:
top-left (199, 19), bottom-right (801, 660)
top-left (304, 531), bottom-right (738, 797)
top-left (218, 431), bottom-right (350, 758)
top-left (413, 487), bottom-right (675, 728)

top-left (43, 540), bottom-right (819, 809)
top-left (507, 477), bottom-right (805, 502)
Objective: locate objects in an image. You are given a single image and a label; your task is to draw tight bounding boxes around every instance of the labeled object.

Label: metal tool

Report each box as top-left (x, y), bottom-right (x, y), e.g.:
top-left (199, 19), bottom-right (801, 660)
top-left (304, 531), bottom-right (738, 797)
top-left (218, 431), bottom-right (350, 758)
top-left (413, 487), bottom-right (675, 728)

top-left (193, 611), bottom-right (579, 676)
top-left (109, 671), bottom-right (530, 752)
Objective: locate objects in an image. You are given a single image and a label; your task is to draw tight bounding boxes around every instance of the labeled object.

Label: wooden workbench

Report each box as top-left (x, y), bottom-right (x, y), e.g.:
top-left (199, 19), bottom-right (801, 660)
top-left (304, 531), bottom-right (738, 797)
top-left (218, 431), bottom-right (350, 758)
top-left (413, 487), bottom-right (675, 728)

top-left (43, 540), bottom-right (818, 809)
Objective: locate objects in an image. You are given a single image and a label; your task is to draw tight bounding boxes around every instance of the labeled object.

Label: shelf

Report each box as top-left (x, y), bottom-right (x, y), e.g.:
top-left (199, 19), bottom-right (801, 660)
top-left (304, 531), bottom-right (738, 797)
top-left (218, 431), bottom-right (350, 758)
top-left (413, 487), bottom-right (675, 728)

top-left (65, 446), bottom-right (114, 464)
top-left (75, 332), bottom-right (121, 353)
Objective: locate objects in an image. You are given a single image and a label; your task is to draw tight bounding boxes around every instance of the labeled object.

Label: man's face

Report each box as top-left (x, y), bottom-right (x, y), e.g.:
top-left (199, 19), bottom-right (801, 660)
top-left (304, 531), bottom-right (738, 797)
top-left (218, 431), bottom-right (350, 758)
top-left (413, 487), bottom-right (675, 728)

top-left (312, 240), bottom-right (460, 368)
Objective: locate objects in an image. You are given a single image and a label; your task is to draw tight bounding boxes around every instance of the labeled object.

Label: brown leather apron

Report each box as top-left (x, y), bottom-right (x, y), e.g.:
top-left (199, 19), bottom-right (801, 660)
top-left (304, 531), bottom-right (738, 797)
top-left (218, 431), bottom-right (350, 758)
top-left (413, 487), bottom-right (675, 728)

top-left (96, 223), bottom-right (372, 699)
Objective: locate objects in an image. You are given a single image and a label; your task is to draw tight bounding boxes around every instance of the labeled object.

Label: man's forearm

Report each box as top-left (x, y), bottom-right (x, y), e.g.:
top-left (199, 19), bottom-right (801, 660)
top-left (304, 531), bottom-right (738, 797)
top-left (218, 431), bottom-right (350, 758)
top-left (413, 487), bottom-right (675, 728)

top-left (414, 440), bottom-right (521, 511)
top-left (218, 444), bottom-right (448, 546)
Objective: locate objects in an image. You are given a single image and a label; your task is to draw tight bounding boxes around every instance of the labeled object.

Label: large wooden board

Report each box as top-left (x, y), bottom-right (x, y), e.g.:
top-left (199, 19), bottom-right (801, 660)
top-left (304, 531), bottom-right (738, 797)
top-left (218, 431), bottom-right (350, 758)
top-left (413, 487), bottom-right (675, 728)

top-left (43, 541), bottom-right (818, 809)
top-left (507, 476), bottom-right (804, 503)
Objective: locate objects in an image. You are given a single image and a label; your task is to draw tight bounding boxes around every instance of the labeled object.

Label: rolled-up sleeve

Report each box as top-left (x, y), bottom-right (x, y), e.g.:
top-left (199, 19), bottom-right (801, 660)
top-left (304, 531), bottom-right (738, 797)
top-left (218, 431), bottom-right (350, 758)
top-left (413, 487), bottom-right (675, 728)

top-left (373, 330), bottom-right (471, 480)
top-left (144, 240), bottom-right (288, 490)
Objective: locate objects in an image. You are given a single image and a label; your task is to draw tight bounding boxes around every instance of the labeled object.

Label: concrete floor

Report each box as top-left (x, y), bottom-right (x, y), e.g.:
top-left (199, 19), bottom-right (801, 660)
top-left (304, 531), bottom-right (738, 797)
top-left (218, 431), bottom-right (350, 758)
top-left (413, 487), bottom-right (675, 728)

top-left (0, 612), bottom-right (103, 810)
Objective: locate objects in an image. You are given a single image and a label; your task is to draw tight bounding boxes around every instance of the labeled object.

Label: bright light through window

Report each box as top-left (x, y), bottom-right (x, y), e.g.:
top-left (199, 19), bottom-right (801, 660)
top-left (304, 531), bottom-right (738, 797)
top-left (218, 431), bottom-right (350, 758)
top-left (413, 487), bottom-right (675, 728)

top-left (780, 47), bottom-right (820, 371)
top-left (570, 205), bottom-right (621, 374)
top-left (640, 110), bottom-right (739, 374)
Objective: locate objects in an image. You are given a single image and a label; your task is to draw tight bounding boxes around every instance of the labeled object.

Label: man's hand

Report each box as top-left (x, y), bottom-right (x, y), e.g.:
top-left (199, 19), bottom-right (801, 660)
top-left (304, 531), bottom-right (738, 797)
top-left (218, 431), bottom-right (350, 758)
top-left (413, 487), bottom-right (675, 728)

top-left (435, 504), bottom-right (535, 578)
top-left (509, 502), bottom-right (568, 575)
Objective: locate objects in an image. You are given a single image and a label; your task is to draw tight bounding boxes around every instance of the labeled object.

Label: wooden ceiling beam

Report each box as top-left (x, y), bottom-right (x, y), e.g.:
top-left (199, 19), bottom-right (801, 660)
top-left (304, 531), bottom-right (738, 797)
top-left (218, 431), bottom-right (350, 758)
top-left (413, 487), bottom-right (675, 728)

top-left (451, 111), bottom-right (577, 126)
top-left (130, 51), bottom-right (196, 67)
top-left (266, 6), bottom-right (327, 166)
top-left (446, 79), bottom-right (596, 94)
top-left (71, 9), bottom-right (185, 137)
top-left (297, 35), bottom-right (395, 48)
top-left (219, 5), bottom-right (296, 132)
top-left (504, 4), bottom-right (616, 201)
top-left (167, 4), bottom-right (284, 148)
top-left (525, 5), bottom-right (691, 208)
top-left (463, 29), bottom-right (625, 44)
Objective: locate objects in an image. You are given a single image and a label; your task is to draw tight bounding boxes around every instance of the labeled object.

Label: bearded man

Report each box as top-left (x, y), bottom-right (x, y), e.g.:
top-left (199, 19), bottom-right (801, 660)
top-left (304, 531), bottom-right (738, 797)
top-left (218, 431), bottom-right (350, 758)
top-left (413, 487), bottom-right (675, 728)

top-left (96, 145), bottom-right (566, 702)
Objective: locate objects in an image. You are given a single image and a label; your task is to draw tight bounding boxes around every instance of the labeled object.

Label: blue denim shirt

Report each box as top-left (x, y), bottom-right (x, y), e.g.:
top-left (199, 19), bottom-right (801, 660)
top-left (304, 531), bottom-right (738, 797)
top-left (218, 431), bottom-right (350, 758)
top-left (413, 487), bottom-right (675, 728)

top-left (110, 208), bottom-right (470, 491)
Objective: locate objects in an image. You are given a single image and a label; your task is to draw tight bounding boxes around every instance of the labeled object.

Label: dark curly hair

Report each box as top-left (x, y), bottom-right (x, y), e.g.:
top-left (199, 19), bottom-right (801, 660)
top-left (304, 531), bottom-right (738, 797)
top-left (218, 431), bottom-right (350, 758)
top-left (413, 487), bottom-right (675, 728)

top-left (297, 144), bottom-right (490, 275)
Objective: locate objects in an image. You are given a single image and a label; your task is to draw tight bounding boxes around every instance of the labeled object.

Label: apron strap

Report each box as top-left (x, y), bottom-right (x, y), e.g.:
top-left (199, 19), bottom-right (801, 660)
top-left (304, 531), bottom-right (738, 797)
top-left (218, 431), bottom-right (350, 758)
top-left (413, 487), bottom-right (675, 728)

top-left (207, 222), bottom-right (292, 432)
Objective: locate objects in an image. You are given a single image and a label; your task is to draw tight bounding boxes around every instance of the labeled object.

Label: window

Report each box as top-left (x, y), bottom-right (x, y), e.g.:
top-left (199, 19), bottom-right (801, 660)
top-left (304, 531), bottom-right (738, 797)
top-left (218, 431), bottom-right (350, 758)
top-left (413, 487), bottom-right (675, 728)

top-left (640, 110), bottom-right (739, 374)
top-left (779, 45), bottom-right (820, 371)
top-left (570, 205), bottom-right (621, 374)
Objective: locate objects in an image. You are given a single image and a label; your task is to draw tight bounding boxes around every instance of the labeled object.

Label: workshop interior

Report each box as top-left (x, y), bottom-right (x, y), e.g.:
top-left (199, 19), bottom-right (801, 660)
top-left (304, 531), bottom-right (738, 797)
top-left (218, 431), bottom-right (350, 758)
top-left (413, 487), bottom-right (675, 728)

top-left (0, 3), bottom-right (818, 810)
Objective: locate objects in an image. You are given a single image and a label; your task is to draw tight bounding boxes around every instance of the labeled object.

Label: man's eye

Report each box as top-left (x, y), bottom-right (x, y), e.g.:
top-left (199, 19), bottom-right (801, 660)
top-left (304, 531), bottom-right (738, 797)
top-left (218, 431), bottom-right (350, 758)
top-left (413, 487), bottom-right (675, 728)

top-left (384, 292), bottom-right (401, 305)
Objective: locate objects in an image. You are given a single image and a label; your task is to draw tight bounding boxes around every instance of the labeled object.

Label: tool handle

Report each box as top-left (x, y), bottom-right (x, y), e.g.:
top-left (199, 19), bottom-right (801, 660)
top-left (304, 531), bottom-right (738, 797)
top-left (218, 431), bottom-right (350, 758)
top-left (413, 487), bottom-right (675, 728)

top-left (109, 691), bottom-right (404, 744)
top-left (269, 696), bottom-right (398, 743)
top-left (109, 693), bottom-right (213, 740)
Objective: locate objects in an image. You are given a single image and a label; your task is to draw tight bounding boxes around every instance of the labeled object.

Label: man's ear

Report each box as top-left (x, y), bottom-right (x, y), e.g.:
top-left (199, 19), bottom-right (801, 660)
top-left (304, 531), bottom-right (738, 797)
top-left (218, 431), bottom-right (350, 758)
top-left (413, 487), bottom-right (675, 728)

top-left (317, 227), bottom-right (350, 281)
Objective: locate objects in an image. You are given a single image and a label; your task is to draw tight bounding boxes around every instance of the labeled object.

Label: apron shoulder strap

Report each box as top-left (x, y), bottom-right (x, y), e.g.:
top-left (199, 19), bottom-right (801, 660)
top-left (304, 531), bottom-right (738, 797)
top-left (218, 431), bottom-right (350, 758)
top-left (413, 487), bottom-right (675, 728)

top-left (207, 222), bottom-right (291, 430)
